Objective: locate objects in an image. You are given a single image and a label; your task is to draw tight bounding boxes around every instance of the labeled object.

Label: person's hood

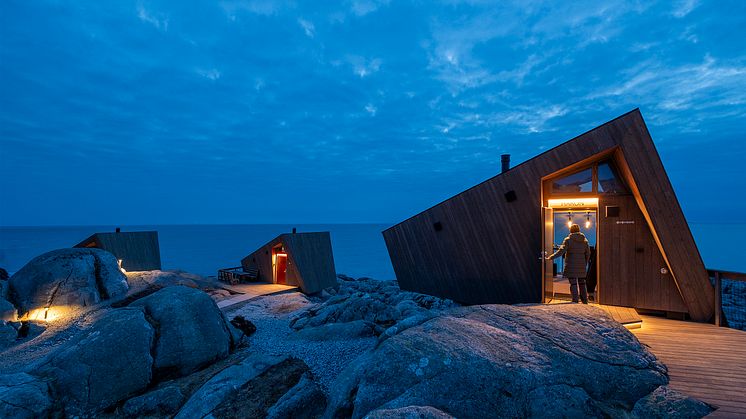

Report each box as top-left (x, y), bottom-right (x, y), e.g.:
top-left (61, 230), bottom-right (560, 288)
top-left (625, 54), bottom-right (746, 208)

top-left (569, 232), bottom-right (587, 242)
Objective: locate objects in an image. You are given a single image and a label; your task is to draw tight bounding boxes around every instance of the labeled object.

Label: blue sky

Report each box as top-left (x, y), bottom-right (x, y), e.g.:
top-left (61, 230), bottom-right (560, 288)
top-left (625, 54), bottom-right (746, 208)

top-left (1, 0), bottom-right (745, 225)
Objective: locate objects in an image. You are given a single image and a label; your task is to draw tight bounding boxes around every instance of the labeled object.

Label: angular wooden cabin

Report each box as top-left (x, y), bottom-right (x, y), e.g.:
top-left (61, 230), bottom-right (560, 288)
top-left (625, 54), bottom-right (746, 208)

top-left (74, 230), bottom-right (161, 271)
top-left (383, 109), bottom-right (714, 322)
top-left (241, 232), bottom-right (337, 294)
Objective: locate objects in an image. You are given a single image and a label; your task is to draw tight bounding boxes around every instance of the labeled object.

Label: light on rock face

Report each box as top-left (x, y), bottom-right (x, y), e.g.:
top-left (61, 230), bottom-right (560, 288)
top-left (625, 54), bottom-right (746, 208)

top-left (118, 259), bottom-right (127, 273)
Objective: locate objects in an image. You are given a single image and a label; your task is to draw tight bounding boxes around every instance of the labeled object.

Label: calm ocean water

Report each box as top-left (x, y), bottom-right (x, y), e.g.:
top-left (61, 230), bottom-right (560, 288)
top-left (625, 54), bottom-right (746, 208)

top-left (0, 223), bottom-right (744, 278)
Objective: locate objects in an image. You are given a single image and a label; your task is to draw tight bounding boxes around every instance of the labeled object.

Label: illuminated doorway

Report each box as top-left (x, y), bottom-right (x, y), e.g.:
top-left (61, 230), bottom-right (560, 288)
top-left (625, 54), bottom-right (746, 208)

top-left (272, 245), bottom-right (288, 285)
top-left (543, 198), bottom-right (598, 302)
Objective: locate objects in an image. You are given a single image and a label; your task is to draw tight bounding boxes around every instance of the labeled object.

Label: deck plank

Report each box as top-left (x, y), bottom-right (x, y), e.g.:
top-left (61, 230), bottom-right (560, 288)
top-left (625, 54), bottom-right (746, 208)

top-left (632, 315), bottom-right (746, 418)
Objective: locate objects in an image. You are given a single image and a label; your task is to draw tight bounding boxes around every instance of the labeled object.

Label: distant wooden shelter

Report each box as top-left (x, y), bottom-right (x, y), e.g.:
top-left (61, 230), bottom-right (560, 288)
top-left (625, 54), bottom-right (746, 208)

top-left (383, 109), bottom-right (714, 322)
top-left (240, 232), bottom-right (337, 294)
top-left (74, 230), bottom-right (161, 271)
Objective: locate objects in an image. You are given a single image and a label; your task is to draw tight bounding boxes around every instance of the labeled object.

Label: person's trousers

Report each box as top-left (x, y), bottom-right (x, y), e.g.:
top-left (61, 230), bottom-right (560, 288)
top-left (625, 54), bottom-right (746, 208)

top-left (568, 277), bottom-right (588, 304)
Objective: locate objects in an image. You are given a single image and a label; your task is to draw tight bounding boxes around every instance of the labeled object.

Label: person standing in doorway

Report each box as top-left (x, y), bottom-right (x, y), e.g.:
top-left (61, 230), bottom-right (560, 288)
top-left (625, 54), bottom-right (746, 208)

top-left (547, 224), bottom-right (591, 304)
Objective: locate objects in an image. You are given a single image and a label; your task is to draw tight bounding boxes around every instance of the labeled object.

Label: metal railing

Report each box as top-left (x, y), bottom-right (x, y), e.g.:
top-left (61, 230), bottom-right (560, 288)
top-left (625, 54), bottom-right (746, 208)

top-left (708, 269), bottom-right (746, 328)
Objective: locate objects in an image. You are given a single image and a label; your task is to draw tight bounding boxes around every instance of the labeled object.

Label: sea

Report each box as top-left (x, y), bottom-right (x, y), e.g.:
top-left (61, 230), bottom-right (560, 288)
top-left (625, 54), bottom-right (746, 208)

top-left (1, 223), bottom-right (745, 278)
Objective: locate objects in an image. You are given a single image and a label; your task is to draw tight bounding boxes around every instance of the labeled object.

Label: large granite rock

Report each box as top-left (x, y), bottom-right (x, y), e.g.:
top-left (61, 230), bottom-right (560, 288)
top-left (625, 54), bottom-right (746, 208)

top-left (0, 298), bottom-right (16, 322)
top-left (35, 308), bottom-right (155, 415)
top-left (327, 304), bottom-right (678, 418)
top-left (121, 385), bottom-right (186, 417)
top-left (0, 321), bottom-right (18, 349)
top-left (0, 373), bottom-right (53, 419)
top-left (132, 286), bottom-right (232, 377)
top-left (175, 355), bottom-right (326, 419)
top-left (291, 278), bottom-right (455, 337)
top-left (8, 248), bottom-right (128, 316)
top-left (366, 406), bottom-right (455, 418)
top-left (631, 385), bottom-right (713, 418)
top-left (722, 279), bottom-right (746, 330)
top-left (174, 354), bottom-right (289, 419)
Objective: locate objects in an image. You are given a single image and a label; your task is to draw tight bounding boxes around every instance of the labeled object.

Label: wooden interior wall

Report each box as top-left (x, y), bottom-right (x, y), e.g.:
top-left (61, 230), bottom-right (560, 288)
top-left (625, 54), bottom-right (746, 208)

top-left (76, 232), bottom-right (161, 271)
top-left (598, 195), bottom-right (688, 313)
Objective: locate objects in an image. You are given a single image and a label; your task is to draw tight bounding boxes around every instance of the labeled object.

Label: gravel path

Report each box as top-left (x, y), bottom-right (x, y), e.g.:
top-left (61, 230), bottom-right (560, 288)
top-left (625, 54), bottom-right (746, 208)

top-left (224, 292), bottom-right (376, 392)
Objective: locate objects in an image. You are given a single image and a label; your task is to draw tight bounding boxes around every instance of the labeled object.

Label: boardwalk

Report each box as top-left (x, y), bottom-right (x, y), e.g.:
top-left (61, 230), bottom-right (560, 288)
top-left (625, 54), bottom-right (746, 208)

top-left (633, 315), bottom-right (746, 418)
top-left (216, 283), bottom-right (299, 309)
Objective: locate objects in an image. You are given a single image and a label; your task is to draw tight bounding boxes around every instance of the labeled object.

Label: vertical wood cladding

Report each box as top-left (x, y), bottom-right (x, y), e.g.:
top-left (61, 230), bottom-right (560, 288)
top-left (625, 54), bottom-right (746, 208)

top-left (384, 109), bottom-right (713, 321)
top-left (75, 231), bottom-right (161, 271)
top-left (241, 232), bottom-right (337, 294)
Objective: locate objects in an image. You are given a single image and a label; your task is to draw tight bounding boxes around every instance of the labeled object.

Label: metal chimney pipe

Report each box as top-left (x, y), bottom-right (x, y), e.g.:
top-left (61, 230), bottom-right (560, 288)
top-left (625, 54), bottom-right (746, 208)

top-left (501, 154), bottom-right (511, 173)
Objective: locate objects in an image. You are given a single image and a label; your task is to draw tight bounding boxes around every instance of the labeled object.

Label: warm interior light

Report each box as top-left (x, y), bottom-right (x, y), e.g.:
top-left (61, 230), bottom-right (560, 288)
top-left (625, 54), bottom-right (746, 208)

top-left (548, 197), bottom-right (599, 208)
top-left (585, 212), bottom-right (591, 229)
top-left (567, 213), bottom-right (573, 228)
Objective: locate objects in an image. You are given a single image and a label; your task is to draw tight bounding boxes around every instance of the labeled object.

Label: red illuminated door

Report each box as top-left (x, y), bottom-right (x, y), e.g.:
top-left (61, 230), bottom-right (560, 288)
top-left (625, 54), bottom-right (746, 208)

top-left (275, 254), bottom-right (287, 285)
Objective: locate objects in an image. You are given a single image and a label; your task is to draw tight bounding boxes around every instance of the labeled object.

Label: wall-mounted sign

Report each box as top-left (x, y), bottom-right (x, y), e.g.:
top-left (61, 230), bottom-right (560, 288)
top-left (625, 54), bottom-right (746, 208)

top-left (616, 220), bottom-right (635, 225)
top-left (547, 197), bottom-right (599, 209)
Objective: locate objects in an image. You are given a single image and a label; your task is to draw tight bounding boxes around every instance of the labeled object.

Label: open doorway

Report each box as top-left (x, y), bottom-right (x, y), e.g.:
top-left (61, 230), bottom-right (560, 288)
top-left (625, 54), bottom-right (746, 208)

top-left (272, 245), bottom-right (288, 285)
top-left (543, 198), bottom-right (598, 303)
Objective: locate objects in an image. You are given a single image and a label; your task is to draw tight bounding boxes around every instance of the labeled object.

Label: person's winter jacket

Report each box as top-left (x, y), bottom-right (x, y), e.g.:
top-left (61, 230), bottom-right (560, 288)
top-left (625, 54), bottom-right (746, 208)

top-left (549, 232), bottom-right (591, 278)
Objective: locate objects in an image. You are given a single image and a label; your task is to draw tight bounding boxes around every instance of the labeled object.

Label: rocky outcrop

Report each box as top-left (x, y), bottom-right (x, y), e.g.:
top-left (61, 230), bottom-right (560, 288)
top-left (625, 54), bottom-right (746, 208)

top-left (35, 308), bottom-right (155, 416)
top-left (366, 406), bottom-right (456, 418)
top-left (327, 304), bottom-right (680, 418)
top-left (0, 298), bottom-right (16, 322)
top-left (121, 385), bottom-right (186, 417)
top-left (175, 355), bottom-right (326, 419)
top-left (8, 248), bottom-right (128, 316)
top-left (0, 322), bottom-right (18, 349)
top-left (0, 373), bottom-right (53, 419)
top-left (722, 280), bottom-right (746, 330)
top-left (631, 385), bottom-right (713, 418)
top-left (131, 286), bottom-right (233, 378)
top-left (290, 278), bottom-right (456, 338)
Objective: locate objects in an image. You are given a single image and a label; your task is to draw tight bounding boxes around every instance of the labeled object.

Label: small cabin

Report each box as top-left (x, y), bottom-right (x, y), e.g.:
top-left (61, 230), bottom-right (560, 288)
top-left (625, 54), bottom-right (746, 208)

top-left (241, 232), bottom-right (337, 294)
top-left (74, 230), bottom-right (161, 272)
top-left (383, 109), bottom-right (715, 322)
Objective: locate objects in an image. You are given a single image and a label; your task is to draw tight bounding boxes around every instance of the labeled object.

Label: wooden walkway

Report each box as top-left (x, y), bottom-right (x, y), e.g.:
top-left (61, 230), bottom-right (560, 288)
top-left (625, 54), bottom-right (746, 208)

top-left (632, 315), bottom-right (746, 418)
top-left (216, 283), bottom-right (299, 309)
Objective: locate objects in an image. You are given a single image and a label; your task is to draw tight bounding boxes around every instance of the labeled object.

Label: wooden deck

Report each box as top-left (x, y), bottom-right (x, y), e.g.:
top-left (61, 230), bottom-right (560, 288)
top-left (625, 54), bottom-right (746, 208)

top-left (633, 315), bottom-right (746, 418)
top-left (216, 283), bottom-right (299, 309)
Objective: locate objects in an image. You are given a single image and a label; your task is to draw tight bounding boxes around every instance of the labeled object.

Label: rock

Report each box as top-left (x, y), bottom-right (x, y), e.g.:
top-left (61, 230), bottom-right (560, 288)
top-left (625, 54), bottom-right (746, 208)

top-left (722, 279), bottom-right (746, 330)
top-left (327, 304), bottom-right (671, 418)
top-left (122, 385), bottom-right (186, 417)
top-left (632, 385), bottom-right (713, 418)
top-left (0, 298), bottom-right (16, 322)
top-left (0, 373), bottom-right (53, 419)
top-left (293, 319), bottom-right (375, 341)
top-left (35, 308), bottom-right (155, 415)
top-left (366, 406), bottom-right (456, 419)
top-left (8, 248), bottom-right (128, 316)
top-left (125, 270), bottom-right (203, 291)
top-left (210, 357), bottom-right (325, 419)
top-left (230, 315), bottom-right (257, 338)
top-left (0, 268), bottom-right (9, 280)
top-left (132, 286), bottom-right (232, 378)
top-left (174, 353), bottom-right (288, 419)
top-left (0, 279), bottom-right (8, 299)
top-left (0, 322), bottom-right (18, 349)
top-left (290, 279), bottom-right (455, 336)
top-left (266, 372), bottom-right (327, 419)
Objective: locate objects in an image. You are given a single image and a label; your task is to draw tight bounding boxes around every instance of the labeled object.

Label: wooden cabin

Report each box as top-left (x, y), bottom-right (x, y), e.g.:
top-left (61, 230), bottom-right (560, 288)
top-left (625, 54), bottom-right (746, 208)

top-left (74, 230), bottom-right (161, 271)
top-left (241, 232), bottom-right (337, 294)
top-left (383, 109), bottom-right (715, 322)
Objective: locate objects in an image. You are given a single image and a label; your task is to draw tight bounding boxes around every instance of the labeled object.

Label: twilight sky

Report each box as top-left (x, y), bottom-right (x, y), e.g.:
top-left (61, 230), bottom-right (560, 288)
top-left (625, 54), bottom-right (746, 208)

top-left (1, 0), bottom-right (745, 226)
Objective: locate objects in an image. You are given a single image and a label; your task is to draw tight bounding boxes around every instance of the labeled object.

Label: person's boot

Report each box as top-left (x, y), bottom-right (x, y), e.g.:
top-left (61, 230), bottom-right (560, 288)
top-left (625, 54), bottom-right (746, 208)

top-left (580, 281), bottom-right (589, 304)
top-left (570, 280), bottom-right (579, 303)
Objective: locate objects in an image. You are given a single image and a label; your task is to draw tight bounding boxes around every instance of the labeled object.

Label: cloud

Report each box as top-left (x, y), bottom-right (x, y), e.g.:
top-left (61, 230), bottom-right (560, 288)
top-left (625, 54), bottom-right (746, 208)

top-left (196, 68), bottom-right (221, 80)
top-left (349, 0), bottom-right (390, 17)
top-left (136, 2), bottom-right (169, 31)
top-left (298, 18), bottom-right (315, 38)
top-left (365, 103), bottom-right (377, 115)
top-left (672, 0), bottom-right (700, 18)
top-left (219, 0), bottom-right (292, 16)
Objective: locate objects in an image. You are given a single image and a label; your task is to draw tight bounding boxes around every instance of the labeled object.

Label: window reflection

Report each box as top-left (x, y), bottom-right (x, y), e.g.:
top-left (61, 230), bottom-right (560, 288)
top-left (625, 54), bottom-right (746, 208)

top-left (597, 162), bottom-right (628, 194)
top-left (552, 168), bottom-right (593, 194)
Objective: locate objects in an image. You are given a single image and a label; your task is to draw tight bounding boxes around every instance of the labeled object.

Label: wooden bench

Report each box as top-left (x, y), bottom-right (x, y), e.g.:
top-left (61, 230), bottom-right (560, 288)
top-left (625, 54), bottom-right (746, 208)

top-left (218, 266), bottom-right (259, 285)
